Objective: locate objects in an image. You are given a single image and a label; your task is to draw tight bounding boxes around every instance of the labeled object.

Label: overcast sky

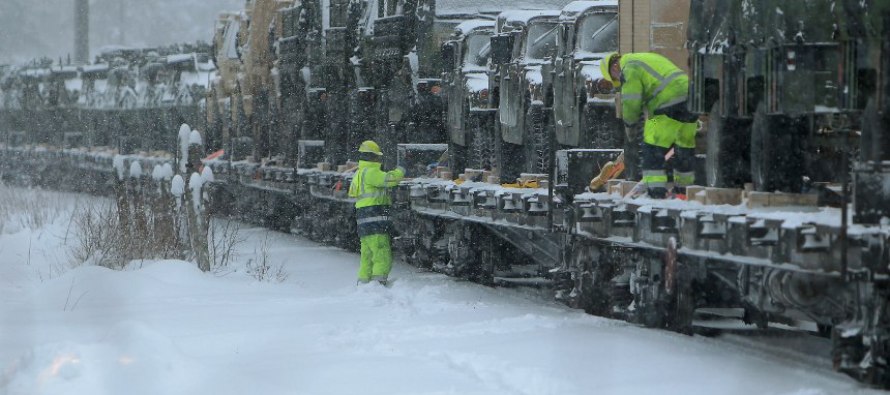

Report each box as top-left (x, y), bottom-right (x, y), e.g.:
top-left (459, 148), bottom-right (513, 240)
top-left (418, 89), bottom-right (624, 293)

top-left (0, 0), bottom-right (243, 65)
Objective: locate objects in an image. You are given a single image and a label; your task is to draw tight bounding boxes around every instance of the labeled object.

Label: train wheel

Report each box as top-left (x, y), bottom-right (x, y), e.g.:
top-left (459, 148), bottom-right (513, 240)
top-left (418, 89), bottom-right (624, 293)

top-left (575, 245), bottom-right (622, 317)
top-left (664, 237), bottom-right (695, 335)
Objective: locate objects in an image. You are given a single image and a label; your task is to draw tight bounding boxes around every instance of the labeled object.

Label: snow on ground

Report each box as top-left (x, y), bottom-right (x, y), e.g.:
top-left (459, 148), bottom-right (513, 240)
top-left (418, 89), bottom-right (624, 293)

top-left (0, 185), bottom-right (884, 395)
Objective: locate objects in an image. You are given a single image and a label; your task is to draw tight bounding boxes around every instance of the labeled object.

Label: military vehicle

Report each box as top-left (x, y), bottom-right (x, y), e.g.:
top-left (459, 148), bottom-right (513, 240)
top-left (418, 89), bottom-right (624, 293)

top-left (487, 10), bottom-right (563, 183)
top-left (441, 18), bottom-right (496, 175)
top-left (688, 0), bottom-right (889, 193)
top-left (207, 12), bottom-right (245, 157)
top-left (550, 1), bottom-right (621, 152)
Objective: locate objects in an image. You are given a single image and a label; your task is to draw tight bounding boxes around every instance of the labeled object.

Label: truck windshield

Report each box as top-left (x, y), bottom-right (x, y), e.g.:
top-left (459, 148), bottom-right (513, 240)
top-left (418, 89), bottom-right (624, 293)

top-left (525, 22), bottom-right (558, 60)
top-left (578, 14), bottom-right (618, 54)
top-left (464, 33), bottom-right (491, 68)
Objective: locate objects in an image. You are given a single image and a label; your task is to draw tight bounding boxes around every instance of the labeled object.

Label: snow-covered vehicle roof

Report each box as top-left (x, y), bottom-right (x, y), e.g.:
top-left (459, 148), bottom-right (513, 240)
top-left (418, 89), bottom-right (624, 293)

top-left (50, 66), bottom-right (79, 79)
top-left (454, 19), bottom-right (496, 36)
top-left (436, 0), bottom-right (578, 14)
top-left (167, 54), bottom-right (194, 65)
top-left (499, 10), bottom-right (562, 26)
top-left (81, 64), bottom-right (110, 76)
top-left (559, 0), bottom-right (618, 21)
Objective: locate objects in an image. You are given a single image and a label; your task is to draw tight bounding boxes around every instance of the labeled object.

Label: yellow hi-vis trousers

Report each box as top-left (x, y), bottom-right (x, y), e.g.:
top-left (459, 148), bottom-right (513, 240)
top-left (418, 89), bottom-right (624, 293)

top-left (358, 234), bottom-right (392, 283)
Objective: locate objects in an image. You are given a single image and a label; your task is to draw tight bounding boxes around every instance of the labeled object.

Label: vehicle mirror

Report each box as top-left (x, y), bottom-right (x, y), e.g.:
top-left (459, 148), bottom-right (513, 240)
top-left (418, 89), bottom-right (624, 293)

top-left (441, 42), bottom-right (456, 72)
top-left (490, 34), bottom-right (514, 65)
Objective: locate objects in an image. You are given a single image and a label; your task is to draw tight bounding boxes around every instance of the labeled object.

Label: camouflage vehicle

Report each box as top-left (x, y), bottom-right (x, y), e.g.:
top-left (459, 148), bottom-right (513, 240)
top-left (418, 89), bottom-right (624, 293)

top-left (550, 1), bottom-right (621, 151)
top-left (207, 12), bottom-right (245, 157)
top-left (442, 19), bottom-right (497, 175)
top-left (206, 1), bottom-right (293, 160)
top-left (240, 0), bottom-right (289, 160)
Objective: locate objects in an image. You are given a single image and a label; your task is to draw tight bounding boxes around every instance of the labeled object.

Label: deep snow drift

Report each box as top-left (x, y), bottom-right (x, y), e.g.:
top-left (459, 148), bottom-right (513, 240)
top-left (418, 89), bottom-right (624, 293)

top-left (0, 185), bottom-right (882, 395)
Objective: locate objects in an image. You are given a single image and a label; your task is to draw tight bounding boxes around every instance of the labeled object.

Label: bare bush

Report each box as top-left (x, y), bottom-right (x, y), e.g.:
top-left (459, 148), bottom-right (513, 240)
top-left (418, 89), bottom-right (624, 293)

top-left (68, 201), bottom-right (131, 269)
top-left (209, 219), bottom-right (245, 275)
top-left (245, 235), bottom-right (288, 283)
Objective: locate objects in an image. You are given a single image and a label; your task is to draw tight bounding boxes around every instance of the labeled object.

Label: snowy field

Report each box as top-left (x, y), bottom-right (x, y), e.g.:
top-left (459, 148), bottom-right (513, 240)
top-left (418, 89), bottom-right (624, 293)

top-left (0, 184), bottom-right (884, 395)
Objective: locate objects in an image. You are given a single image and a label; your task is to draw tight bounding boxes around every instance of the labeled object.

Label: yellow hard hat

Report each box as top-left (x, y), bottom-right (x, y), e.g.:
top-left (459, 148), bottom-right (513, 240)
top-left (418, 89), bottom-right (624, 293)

top-left (600, 52), bottom-right (620, 88)
top-left (358, 140), bottom-right (383, 156)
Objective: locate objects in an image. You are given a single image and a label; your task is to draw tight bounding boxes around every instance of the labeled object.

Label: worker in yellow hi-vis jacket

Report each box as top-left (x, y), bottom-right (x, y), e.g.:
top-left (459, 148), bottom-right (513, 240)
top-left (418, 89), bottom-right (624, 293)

top-left (601, 52), bottom-right (699, 198)
top-left (347, 140), bottom-right (405, 285)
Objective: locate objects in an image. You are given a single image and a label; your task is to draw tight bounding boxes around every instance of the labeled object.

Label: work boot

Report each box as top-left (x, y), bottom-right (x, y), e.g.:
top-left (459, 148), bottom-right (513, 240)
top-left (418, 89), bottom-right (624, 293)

top-left (647, 186), bottom-right (668, 199)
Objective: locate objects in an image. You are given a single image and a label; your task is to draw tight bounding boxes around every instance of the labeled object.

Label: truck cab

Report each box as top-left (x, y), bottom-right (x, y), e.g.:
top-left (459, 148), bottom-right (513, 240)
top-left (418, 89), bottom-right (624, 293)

top-left (442, 19), bottom-right (496, 174)
top-left (490, 10), bottom-right (562, 183)
top-left (551, 1), bottom-right (621, 150)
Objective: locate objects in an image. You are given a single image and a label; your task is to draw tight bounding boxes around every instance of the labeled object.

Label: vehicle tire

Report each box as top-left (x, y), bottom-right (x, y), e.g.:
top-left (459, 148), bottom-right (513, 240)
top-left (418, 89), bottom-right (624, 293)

top-left (449, 103), bottom-right (471, 174)
top-left (750, 102), bottom-right (805, 192)
top-left (706, 100), bottom-right (751, 188)
top-left (497, 139), bottom-right (523, 184)
top-left (524, 104), bottom-right (549, 174)
top-left (449, 140), bottom-right (468, 177)
top-left (470, 114), bottom-right (496, 171)
top-left (582, 99), bottom-right (624, 150)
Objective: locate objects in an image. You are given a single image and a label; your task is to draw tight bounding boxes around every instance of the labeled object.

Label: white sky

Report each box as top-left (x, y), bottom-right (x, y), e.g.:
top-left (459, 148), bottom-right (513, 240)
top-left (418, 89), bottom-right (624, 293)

top-left (0, 0), bottom-right (242, 65)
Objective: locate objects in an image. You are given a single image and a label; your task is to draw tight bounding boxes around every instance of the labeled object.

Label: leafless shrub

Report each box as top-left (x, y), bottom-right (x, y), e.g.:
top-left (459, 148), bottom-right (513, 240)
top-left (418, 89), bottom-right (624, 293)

top-left (245, 234), bottom-right (288, 283)
top-left (209, 219), bottom-right (245, 275)
top-left (67, 179), bottom-right (194, 270)
top-left (68, 201), bottom-right (132, 269)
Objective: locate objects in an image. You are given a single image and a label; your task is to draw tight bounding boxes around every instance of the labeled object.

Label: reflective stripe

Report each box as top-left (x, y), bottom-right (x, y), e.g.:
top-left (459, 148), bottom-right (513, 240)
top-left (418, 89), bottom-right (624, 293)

top-left (358, 191), bottom-right (387, 199)
top-left (674, 171), bottom-right (695, 186)
top-left (625, 60), bottom-right (663, 82)
top-left (656, 95), bottom-right (689, 110)
top-left (624, 60), bottom-right (686, 104)
top-left (651, 71), bottom-right (685, 98)
top-left (643, 170), bottom-right (667, 177)
top-left (642, 169), bottom-right (668, 185)
top-left (621, 93), bottom-right (643, 101)
top-left (359, 168), bottom-right (370, 196)
top-left (357, 215), bottom-right (390, 225)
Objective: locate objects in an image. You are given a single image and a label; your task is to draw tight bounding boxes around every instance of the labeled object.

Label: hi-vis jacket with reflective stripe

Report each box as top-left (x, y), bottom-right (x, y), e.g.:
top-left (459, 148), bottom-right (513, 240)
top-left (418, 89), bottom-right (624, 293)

top-left (348, 160), bottom-right (405, 237)
top-left (618, 52), bottom-right (689, 125)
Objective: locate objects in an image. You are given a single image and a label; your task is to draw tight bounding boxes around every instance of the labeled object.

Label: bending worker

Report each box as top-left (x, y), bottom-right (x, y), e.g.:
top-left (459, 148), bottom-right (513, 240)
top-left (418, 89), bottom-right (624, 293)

top-left (601, 52), bottom-right (699, 198)
top-left (347, 140), bottom-right (405, 285)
